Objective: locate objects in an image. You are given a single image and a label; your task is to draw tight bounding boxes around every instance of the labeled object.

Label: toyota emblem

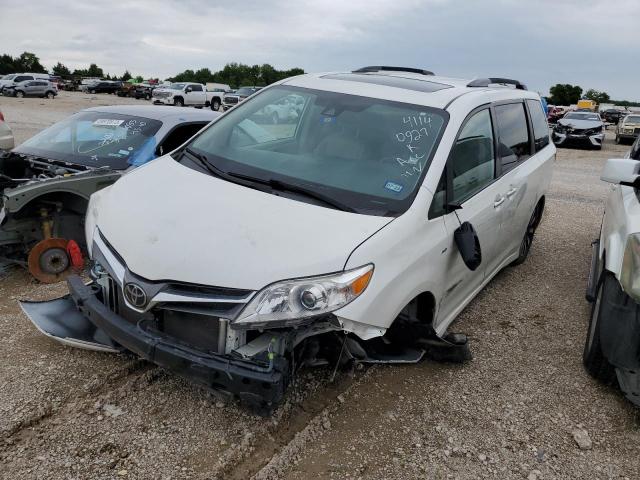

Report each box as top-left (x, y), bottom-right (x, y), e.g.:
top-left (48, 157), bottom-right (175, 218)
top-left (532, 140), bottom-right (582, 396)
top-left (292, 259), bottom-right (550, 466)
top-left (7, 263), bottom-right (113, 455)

top-left (124, 283), bottom-right (147, 309)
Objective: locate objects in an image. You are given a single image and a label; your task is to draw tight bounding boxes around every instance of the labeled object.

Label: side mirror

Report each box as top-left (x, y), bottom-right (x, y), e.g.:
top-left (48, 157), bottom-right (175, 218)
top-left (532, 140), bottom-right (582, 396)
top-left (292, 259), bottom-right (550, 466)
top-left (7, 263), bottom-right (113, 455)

top-left (601, 158), bottom-right (640, 186)
top-left (454, 222), bottom-right (482, 271)
top-left (186, 87), bottom-right (192, 93)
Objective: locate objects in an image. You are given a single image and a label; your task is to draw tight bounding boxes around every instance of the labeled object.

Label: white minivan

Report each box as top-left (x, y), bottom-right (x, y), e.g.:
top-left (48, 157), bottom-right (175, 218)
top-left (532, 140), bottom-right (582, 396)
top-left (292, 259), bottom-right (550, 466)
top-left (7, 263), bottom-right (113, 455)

top-left (0, 72), bottom-right (50, 93)
top-left (22, 67), bottom-right (555, 411)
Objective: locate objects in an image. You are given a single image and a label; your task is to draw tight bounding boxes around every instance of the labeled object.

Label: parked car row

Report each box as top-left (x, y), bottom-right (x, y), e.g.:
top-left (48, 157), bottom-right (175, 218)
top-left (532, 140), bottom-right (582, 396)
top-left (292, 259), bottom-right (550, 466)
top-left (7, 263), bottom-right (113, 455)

top-left (0, 72), bottom-right (58, 98)
top-left (12, 67), bottom-right (556, 413)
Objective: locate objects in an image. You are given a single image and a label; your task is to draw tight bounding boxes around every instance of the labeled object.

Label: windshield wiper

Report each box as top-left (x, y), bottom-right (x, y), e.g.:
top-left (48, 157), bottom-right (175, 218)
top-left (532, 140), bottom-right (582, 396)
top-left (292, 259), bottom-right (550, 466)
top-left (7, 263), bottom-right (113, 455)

top-left (182, 148), bottom-right (271, 192)
top-left (227, 171), bottom-right (355, 213)
top-left (181, 148), bottom-right (355, 212)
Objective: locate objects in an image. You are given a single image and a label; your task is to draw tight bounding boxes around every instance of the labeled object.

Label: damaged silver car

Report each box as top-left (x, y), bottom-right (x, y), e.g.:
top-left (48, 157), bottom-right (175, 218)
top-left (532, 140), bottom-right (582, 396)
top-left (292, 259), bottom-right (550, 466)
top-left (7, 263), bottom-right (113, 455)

top-left (1, 105), bottom-right (218, 281)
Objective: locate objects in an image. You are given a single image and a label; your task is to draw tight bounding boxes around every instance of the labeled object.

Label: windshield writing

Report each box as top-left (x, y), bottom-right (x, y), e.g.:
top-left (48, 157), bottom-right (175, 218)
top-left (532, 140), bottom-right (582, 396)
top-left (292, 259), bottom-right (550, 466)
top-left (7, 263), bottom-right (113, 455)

top-left (187, 86), bottom-right (447, 216)
top-left (15, 112), bottom-right (162, 170)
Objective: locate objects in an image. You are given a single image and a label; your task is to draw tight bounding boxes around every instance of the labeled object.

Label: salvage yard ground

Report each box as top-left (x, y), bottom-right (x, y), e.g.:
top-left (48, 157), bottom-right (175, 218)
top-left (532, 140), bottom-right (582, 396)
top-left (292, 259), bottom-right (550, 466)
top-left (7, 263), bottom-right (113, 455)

top-left (0, 92), bottom-right (639, 480)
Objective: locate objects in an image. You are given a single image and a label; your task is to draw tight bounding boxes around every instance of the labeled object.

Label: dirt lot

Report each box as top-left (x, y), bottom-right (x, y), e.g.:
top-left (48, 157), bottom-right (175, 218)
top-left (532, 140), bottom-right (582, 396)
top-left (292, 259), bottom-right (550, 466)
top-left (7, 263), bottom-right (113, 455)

top-left (0, 92), bottom-right (639, 480)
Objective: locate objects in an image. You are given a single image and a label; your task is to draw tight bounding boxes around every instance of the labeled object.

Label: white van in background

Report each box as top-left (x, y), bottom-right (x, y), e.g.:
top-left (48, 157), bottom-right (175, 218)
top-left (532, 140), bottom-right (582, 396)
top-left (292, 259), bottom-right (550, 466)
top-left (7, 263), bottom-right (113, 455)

top-left (0, 73), bottom-right (50, 93)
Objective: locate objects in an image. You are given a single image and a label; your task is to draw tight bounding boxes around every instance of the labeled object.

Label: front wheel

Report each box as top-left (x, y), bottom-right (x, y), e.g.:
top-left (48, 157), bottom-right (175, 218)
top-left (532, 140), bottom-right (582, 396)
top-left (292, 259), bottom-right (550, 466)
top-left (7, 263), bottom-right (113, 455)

top-left (615, 134), bottom-right (621, 144)
top-left (511, 200), bottom-right (544, 266)
top-left (583, 274), bottom-right (617, 384)
top-left (174, 97), bottom-right (184, 107)
top-left (46, 91), bottom-right (55, 99)
top-left (15, 91), bottom-right (24, 98)
top-left (211, 99), bottom-right (221, 111)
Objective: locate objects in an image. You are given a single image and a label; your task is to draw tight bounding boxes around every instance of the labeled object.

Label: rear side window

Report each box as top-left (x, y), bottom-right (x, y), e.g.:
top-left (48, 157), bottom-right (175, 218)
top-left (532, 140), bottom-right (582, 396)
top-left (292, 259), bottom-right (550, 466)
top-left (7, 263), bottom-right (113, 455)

top-left (495, 102), bottom-right (531, 172)
top-left (527, 99), bottom-right (550, 152)
top-left (450, 108), bottom-right (495, 204)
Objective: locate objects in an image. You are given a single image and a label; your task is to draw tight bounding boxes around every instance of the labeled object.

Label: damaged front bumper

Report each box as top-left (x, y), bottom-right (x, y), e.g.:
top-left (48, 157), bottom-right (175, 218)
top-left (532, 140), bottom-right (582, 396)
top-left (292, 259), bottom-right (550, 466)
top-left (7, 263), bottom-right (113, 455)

top-left (552, 130), bottom-right (604, 148)
top-left (21, 275), bottom-right (291, 408)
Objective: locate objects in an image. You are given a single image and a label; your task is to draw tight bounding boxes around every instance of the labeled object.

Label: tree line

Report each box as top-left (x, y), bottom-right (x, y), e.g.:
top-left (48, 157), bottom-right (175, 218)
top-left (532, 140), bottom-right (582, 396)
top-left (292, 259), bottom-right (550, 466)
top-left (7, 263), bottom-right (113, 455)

top-left (168, 63), bottom-right (305, 88)
top-left (0, 51), bottom-right (304, 89)
top-left (548, 83), bottom-right (640, 108)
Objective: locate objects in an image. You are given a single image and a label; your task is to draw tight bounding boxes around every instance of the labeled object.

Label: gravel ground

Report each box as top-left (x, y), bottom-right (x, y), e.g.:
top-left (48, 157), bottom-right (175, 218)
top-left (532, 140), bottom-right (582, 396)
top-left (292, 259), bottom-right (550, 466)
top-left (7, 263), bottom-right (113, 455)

top-left (0, 93), bottom-right (639, 480)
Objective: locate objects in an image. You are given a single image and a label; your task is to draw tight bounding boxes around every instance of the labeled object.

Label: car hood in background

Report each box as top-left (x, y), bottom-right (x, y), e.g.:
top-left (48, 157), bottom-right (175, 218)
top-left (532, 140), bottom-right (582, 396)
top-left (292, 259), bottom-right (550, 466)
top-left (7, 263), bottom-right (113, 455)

top-left (95, 155), bottom-right (392, 290)
top-left (557, 119), bottom-right (602, 130)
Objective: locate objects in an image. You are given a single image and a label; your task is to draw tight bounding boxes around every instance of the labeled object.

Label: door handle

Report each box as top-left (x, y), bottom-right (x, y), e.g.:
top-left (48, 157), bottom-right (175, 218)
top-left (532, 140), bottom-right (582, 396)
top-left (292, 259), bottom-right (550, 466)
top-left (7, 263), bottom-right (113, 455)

top-left (494, 196), bottom-right (505, 208)
top-left (506, 187), bottom-right (517, 198)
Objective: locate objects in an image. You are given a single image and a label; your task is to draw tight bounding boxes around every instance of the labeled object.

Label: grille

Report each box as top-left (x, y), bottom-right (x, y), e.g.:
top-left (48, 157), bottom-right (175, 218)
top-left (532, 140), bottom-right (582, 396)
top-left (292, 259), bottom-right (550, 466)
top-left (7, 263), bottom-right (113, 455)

top-left (102, 276), bottom-right (224, 354)
top-left (224, 96), bottom-right (239, 104)
top-left (153, 91), bottom-right (171, 98)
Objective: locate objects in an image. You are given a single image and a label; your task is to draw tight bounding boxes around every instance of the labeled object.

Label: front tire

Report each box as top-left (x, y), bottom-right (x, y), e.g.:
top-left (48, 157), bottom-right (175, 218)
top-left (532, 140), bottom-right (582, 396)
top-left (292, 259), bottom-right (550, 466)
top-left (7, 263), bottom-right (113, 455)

top-left (46, 91), bottom-right (55, 99)
top-left (174, 97), bottom-right (184, 107)
top-left (511, 199), bottom-right (544, 266)
top-left (615, 134), bottom-right (621, 144)
top-left (583, 274), bottom-right (617, 384)
top-left (15, 91), bottom-right (24, 98)
top-left (211, 99), bottom-right (221, 111)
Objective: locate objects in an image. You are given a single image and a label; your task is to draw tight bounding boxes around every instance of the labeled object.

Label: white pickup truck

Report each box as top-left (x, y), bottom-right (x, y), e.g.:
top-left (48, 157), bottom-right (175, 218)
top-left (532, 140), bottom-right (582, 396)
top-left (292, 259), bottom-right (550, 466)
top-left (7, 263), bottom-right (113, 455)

top-left (152, 82), bottom-right (215, 108)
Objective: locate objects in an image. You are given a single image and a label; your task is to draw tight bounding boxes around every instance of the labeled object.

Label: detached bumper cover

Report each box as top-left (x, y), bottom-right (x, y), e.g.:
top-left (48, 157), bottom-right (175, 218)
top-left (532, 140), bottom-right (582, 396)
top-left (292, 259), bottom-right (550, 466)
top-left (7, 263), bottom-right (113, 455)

top-left (26, 275), bottom-right (290, 406)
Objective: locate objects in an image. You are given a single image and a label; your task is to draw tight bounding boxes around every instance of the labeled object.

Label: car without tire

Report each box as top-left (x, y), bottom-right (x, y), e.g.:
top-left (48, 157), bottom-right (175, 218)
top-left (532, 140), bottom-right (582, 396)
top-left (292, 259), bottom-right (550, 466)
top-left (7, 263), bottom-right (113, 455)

top-left (585, 145), bottom-right (640, 407)
top-left (0, 105), bottom-right (219, 282)
top-left (20, 67), bottom-right (555, 413)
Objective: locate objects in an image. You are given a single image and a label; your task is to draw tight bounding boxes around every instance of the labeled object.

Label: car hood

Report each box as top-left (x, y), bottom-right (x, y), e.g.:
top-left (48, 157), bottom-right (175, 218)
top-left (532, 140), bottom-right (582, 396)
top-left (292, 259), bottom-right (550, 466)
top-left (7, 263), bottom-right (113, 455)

top-left (558, 119), bottom-right (602, 129)
top-left (95, 155), bottom-right (392, 290)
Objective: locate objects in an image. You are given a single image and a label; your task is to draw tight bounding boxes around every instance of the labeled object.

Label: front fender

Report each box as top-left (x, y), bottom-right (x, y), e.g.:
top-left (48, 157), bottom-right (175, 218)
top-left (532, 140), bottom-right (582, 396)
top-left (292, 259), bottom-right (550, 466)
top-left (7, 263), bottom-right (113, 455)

top-left (3, 171), bottom-right (121, 214)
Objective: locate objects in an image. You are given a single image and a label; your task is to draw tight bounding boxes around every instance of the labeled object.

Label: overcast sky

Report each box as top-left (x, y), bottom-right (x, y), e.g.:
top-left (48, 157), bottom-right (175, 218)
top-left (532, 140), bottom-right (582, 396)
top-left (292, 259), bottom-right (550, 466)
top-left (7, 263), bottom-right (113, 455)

top-left (0, 0), bottom-right (637, 100)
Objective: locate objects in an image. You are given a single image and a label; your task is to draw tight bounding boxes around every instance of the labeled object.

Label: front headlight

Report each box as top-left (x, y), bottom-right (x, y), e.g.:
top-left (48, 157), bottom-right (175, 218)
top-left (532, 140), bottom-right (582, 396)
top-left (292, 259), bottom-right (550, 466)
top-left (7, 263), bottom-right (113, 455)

top-left (233, 264), bottom-right (374, 328)
top-left (620, 233), bottom-right (640, 302)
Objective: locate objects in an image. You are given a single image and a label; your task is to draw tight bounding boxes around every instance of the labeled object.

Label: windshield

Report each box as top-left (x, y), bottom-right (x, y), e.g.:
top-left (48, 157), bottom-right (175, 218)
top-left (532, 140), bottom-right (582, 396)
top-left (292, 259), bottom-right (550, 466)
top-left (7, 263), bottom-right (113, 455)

top-left (15, 111), bottom-right (162, 169)
top-left (169, 83), bottom-right (185, 90)
top-left (186, 85), bottom-right (448, 216)
top-left (624, 115), bottom-right (640, 123)
top-left (3, 74), bottom-right (16, 81)
top-left (564, 112), bottom-right (599, 121)
top-left (236, 87), bottom-right (258, 96)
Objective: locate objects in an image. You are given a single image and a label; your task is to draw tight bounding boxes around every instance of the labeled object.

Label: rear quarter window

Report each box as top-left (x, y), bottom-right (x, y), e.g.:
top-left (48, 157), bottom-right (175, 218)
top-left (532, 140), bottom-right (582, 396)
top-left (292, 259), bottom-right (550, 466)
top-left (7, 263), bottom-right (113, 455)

top-left (526, 99), bottom-right (550, 152)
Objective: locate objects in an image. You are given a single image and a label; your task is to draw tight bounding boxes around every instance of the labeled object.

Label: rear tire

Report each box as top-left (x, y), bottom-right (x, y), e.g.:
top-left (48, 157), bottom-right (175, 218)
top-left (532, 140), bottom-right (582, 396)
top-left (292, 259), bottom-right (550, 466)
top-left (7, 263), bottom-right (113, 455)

top-left (212, 99), bottom-right (221, 111)
top-left (511, 199), bottom-right (544, 266)
top-left (615, 135), bottom-right (621, 144)
top-left (583, 273), bottom-right (617, 384)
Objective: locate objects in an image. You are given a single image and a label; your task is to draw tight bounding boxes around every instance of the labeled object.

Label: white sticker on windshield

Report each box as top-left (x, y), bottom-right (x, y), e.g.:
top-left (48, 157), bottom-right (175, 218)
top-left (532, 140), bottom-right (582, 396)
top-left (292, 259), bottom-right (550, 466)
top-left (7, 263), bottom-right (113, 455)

top-left (93, 119), bottom-right (124, 127)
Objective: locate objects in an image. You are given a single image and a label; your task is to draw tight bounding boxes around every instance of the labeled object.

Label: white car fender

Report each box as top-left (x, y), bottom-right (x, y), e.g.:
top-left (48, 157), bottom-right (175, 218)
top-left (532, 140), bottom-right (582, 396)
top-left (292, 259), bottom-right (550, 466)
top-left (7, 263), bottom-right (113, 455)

top-left (337, 187), bottom-right (446, 333)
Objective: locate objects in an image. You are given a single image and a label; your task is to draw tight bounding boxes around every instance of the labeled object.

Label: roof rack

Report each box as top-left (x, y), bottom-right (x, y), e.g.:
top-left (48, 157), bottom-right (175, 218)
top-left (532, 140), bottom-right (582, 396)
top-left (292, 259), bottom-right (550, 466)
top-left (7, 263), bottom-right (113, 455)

top-left (467, 77), bottom-right (527, 90)
top-left (353, 66), bottom-right (434, 76)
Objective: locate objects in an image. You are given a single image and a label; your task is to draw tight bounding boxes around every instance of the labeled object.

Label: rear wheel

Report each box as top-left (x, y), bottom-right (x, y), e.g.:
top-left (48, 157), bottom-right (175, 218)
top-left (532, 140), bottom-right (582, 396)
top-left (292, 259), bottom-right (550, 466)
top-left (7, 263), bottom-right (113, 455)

top-left (511, 199), bottom-right (544, 266)
top-left (615, 134), bottom-right (621, 144)
top-left (583, 273), bottom-right (617, 384)
top-left (212, 98), bottom-right (221, 111)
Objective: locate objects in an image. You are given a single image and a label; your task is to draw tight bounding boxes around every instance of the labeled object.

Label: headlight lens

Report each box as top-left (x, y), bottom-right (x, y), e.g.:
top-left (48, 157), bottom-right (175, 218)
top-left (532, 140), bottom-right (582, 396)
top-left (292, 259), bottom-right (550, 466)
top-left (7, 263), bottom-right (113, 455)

top-left (233, 264), bottom-right (374, 328)
top-left (620, 233), bottom-right (640, 302)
